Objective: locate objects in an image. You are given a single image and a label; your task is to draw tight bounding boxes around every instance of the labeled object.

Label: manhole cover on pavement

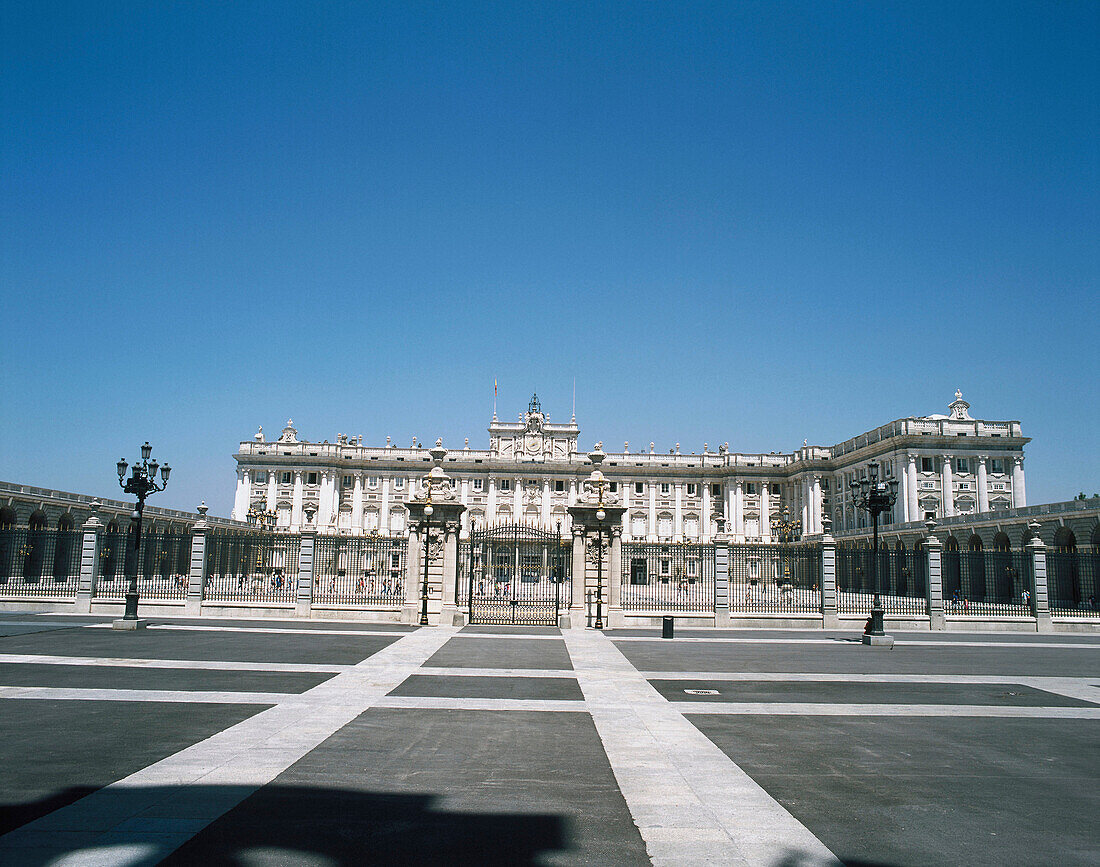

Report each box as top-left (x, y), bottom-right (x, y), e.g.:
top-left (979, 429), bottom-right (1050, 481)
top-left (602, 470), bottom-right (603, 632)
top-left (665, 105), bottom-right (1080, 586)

top-left (684, 688), bottom-right (720, 695)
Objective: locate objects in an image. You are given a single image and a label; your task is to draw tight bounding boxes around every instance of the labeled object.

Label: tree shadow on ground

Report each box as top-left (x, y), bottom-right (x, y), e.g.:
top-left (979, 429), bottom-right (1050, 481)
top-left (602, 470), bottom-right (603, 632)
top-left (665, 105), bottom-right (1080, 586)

top-left (1, 783), bottom-right (570, 866)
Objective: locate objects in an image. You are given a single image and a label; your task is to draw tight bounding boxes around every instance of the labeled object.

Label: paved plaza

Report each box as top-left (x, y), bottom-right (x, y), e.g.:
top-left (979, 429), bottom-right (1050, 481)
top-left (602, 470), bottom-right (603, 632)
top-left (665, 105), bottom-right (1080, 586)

top-left (0, 615), bottom-right (1096, 865)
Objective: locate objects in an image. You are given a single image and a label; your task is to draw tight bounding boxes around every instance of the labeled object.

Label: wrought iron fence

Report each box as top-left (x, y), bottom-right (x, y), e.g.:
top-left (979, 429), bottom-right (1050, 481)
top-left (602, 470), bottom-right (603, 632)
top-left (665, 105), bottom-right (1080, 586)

top-left (729, 543), bottom-right (821, 614)
top-left (94, 531), bottom-right (191, 600)
top-left (836, 547), bottom-right (927, 616)
top-left (620, 543), bottom-right (715, 613)
top-left (941, 549), bottom-right (1032, 616)
top-left (0, 528), bottom-right (81, 597)
top-left (460, 524), bottom-right (571, 625)
top-left (204, 532), bottom-right (299, 603)
top-left (313, 535), bottom-right (407, 605)
top-left (1047, 547), bottom-right (1099, 617)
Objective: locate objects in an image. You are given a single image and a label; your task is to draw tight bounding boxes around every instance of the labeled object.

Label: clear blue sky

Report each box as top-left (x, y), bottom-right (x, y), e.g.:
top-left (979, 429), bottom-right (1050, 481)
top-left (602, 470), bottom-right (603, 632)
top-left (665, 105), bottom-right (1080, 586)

top-left (2, 1), bottom-right (1097, 516)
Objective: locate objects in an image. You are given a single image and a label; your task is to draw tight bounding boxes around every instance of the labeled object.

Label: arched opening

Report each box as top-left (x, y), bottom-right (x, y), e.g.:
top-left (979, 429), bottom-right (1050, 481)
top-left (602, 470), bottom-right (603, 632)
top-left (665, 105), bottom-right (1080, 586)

top-left (992, 533), bottom-right (1015, 601)
top-left (993, 533), bottom-right (1011, 552)
top-left (53, 514), bottom-right (78, 581)
top-left (1050, 528), bottom-right (1081, 609)
top-left (0, 507), bottom-right (17, 580)
top-left (26, 510), bottom-right (48, 581)
top-left (967, 535), bottom-right (986, 601)
top-left (0, 506), bottom-right (15, 529)
top-left (943, 536), bottom-right (961, 603)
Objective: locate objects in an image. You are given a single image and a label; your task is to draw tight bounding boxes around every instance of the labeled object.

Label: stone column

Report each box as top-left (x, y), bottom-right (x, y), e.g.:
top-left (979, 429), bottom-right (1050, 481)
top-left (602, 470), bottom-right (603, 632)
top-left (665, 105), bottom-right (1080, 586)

top-left (607, 526), bottom-right (624, 626)
top-left (647, 484), bottom-right (657, 541)
top-left (760, 483), bottom-right (771, 538)
top-left (75, 502), bottom-right (104, 613)
top-left (404, 529), bottom-right (422, 611)
top-left (801, 478), bottom-right (810, 532)
top-left (352, 474), bottom-right (364, 532)
top-left (941, 456), bottom-right (954, 518)
top-left (925, 530), bottom-right (945, 630)
top-left (438, 519), bottom-right (461, 625)
top-left (513, 477), bottom-right (522, 518)
top-left (185, 507), bottom-right (211, 615)
top-left (487, 478), bottom-right (497, 523)
top-left (907, 454), bottom-right (919, 520)
top-left (266, 471), bottom-right (277, 512)
top-left (820, 533), bottom-right (839, 628)
top-left (1027, 523), bottom-right (1052, 632)
top-left (734, 479), bottom-right (744, 536)
top-left (976, 457), bottom-right (989, 514)
top-left (380, 477), bottom-right (392, 533)
top-left (702, 481), bottom-right (711, 542)
top-left (570, 528), bottom-right (586, 613)
top-left (1012, 456), bottom-right (1027, 507)
top-left (714, 543), bottom-right (730, 626)
top-left (291, 471), bottom-right (304, 529)
top-left (295, 530), bottom-right (316, 618)
top-left (541, 480), bottom-right (551, 527)
top-left (668, 484), bottom-right (677, 539)
top-left (811, 475), bottom-right (822, 536)
top-left (231, 469), bottom-right (250, 521)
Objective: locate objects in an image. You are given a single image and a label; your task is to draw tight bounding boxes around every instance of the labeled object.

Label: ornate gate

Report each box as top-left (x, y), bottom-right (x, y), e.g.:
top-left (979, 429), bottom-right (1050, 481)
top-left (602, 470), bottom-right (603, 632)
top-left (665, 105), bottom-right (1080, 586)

top-left (461, 523), bottom-right (571, 625)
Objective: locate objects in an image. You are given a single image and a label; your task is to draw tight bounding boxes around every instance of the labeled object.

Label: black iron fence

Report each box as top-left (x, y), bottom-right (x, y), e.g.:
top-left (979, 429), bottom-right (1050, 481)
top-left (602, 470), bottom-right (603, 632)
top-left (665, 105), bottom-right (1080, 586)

top-left (941, 549), bottom-right (1032, 616)
top-left (204, 532), bottom-right (299, 603)
top-left (621, 543), bottom-right (716, 613)
top-left (1047, 547), bottom-right (1099, 617)
top-left (461, 524), bottom-right (571, 625)
top-left (729, 543), bottom-right (821, 614)
top-left (94, 531), bottom-right (191, 600)
top-left (0, 528), bottom-right (81, 597)
top-left (313, 535), bottom-right (407, 605)
top-left (837, 546), bottom-right (927, 616)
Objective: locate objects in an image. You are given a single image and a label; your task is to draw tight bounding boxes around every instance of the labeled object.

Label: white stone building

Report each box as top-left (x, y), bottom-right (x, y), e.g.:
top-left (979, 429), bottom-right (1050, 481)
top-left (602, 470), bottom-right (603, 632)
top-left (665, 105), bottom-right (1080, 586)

top-left (231, 392), bottom-right (1029, 540)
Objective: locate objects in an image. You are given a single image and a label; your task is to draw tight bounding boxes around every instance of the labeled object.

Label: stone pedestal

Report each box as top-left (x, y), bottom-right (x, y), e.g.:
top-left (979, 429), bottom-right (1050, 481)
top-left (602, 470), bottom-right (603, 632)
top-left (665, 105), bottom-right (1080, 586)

top-left (112, 618), bottom-right (148, 630)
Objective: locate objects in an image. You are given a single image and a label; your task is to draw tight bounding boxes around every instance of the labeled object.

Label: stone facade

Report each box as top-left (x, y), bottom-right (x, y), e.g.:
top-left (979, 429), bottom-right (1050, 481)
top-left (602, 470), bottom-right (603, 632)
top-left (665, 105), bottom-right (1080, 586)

top-left (232, 391), bottom-right (1030, 541)
top-left (0, 481), bottom-right (244, 533)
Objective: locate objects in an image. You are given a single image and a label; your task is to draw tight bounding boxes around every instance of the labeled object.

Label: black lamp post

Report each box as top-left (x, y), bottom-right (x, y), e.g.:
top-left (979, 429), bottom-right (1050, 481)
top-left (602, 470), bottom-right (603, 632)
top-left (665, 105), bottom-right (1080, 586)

top-left (116, 442), bottom-right (171, 621)
top-left (771, 505), bottom-right (802, 586)
top-left (849, 460), bottom-right (898, 636)
top-left (247, 505), bottom-right (277, 531)
top-left (593, 480), bottom-right (607, 630)
top-left (419, 488), bottom-right (436, 627)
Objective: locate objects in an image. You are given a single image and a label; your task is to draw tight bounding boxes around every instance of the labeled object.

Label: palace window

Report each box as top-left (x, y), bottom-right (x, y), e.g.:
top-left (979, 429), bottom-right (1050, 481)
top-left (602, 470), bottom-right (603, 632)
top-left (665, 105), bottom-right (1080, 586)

top-left (921, 457), bottom-right (935, 473)
top-left (955, 457), bottom-right (970, 474)
top-left (255, 471), bottom-right (267, 484)
top-left (609, 482), bottom-right (617, 493)
top-left (307, 473), bottom-right (318, 485)
top-left (280, 472), bottom-right (292, 484)
top-left (635, 482), bottom-right (644, 495)
top-left (660, 483), bottom-right (670, 495)
top-left (500, 479), bottom-right (511, 492)
top-left (368, 477), bottom-right (379, 488)
top-left (472, 478), bottom-right (484, 491)
top-left (712, 484), bottom-right (722, 497)
top-left (555, 480), bottom-right (565, 492)
top-left (771, 483), bottom-right (781, 495)
top-left (342, 475), bottom-right (353, 487)
top-left (393, 477), bottom-right (404, 490)
top-left (687, 483), bottom-right (697, 496)
top-left (990, 459), bottom-right (1005, 474)
top-left (746, 483), bottom-right (756, 495)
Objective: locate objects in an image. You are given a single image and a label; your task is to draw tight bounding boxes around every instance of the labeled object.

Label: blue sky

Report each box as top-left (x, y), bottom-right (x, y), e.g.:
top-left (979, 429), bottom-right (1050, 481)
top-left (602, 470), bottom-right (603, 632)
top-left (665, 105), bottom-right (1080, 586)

top-left (1, 1), bottom-right (1097, 516)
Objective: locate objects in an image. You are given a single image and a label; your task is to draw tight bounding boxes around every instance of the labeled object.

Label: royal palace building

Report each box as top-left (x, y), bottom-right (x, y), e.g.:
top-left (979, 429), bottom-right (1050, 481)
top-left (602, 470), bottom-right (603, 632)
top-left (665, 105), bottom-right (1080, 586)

top-left (231, 392), bottom-right (1029, 541)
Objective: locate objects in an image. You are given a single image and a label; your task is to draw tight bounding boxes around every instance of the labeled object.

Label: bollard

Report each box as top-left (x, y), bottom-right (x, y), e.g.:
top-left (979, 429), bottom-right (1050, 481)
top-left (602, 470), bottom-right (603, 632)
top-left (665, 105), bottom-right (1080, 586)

top-left (662, 616), bottom-right (674, 639)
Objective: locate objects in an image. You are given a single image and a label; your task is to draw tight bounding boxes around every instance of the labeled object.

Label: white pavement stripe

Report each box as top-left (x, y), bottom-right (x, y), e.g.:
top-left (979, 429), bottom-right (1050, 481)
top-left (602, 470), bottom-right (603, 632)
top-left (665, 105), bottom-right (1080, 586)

top-left (372, 695), bottom-right (582, 712)
top-left (0, 653), bottom-right (350, 673)
top-left (85, 623), bottom-right (414, 638)
top-left (563, 629), bottom-right (841, 867)
top-left (0, 686), bottom-right (289, 704)
top-left (670, 702), bottom-right (1100, 718)
top-left (640, 671), bottom-right (1100, 684)
top-left (612, 636), bottom-right (1100, 649)
top-left (415, 666), bottom-right (575, 678)
top-left (0, 626), bottom-right (459, 865)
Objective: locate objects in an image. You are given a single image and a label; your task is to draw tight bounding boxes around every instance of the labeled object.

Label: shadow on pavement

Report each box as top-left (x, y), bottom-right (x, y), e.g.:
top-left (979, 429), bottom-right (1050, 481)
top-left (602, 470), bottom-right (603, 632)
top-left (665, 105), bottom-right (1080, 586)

top-left (1, 783), bottom-right (570, 866)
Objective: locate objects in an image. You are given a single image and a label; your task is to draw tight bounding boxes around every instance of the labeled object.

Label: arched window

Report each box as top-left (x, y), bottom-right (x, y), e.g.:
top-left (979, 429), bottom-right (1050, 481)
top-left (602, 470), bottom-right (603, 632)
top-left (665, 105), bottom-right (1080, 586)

top-left (26, 511), bottom-right (48, 581)
top-left (1050, 528), bottom-right (1081, 609)
top-left (0, 506), bottom-right (15, 529)
top-left (943, 536), bottom-right (961, 601)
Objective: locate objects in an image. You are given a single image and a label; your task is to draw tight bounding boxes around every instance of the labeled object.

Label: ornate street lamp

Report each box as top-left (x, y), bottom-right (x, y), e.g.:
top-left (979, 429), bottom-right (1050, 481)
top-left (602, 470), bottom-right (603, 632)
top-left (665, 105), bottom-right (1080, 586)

top-left (418, 476), bottom-right (440, 627)
top-left (116, 442), bottom-right (171, 621)
top-left (849, 460), bottom-right (898, 637)
top-left (593, 478), bottom-right (608, 630)
top-left (771, 506), bottom-right (802, 587)
top-left (246, 505), bottom-right (277, 531)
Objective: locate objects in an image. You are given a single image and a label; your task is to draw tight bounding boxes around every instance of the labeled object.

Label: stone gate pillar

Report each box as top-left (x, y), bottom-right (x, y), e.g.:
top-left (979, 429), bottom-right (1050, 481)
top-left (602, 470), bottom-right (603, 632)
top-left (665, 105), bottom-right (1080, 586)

top-left (567, 444), bottom-right (626, 629)
top-left (820, 531), bottom-right (839, 629)
top-left (924, 521), bottom-right (946, 630)
top-left (75, 501), bottom-right (103, 614)
top-left (295, 530), bottom-right (316, 618)
top-left (1027, 522), bottom-right (1053, 633)
top-left (403, 440), bottom-right (465, 625)
top-left (185, 504), bottom-right (210, 616)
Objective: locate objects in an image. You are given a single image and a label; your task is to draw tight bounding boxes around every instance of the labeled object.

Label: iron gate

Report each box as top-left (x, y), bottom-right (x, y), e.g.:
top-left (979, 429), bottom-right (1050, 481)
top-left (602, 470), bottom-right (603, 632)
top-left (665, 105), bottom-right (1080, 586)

top-left (460, 523), bottom-right (571, 625)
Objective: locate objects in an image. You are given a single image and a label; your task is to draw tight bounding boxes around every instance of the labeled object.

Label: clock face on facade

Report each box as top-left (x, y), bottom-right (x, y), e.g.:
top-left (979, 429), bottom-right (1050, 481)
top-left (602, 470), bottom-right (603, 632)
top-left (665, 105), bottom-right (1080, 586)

top-left (525, 434), bottom-right (542, 455)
